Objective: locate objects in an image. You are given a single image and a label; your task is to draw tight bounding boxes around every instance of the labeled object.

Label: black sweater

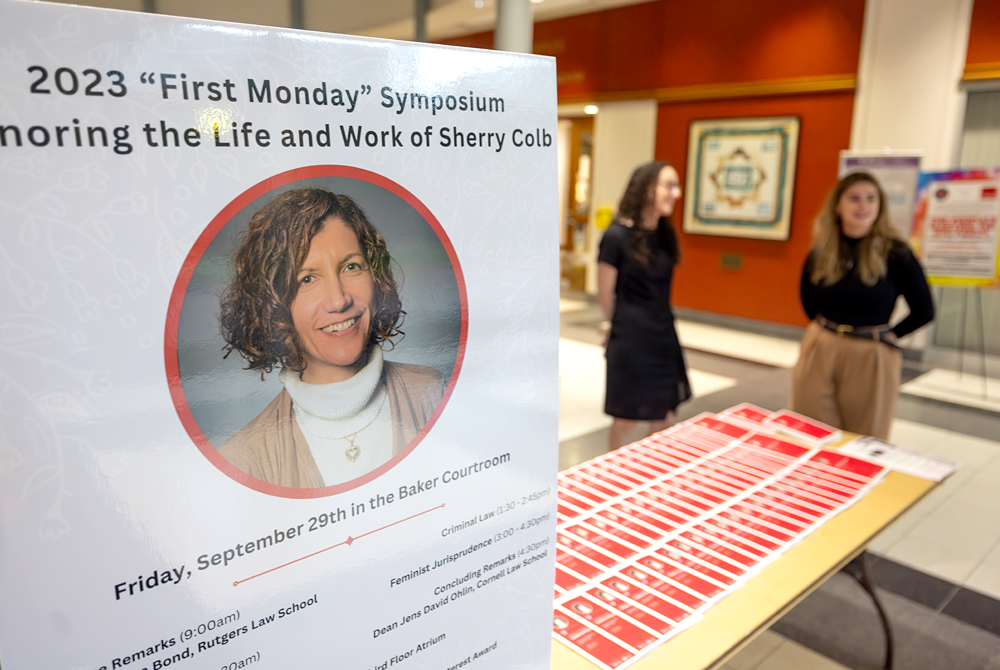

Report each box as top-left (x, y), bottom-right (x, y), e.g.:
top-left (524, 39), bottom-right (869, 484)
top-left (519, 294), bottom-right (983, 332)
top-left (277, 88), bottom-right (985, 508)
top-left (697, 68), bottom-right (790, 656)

top-left (800, 238), bottom-right (935, 339)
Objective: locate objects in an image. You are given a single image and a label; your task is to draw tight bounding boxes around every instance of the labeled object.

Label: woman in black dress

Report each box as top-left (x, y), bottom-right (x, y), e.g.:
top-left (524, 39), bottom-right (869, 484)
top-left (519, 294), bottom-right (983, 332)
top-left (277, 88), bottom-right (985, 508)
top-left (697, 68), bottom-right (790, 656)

top-left (598, 161), bottom-right (691, 450)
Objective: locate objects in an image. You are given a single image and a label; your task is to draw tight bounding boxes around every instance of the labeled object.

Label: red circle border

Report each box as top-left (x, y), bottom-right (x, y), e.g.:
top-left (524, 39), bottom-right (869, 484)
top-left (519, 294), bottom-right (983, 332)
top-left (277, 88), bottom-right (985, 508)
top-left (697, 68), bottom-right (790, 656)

top-left (164, 166), bottom-right (469, 499)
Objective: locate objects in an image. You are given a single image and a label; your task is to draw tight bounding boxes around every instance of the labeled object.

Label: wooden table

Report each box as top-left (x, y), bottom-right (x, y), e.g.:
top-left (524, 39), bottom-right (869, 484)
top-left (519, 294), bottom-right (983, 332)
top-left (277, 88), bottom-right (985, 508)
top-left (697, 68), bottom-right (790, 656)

top-left (551, 449), bottom-right (937, 670)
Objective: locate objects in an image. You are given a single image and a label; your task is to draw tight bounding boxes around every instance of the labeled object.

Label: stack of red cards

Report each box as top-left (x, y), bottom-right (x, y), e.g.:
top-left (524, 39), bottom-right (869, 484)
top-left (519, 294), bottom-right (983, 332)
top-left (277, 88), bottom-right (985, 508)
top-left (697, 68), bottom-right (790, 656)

top-left (553, 405), bottom-right (885, 670)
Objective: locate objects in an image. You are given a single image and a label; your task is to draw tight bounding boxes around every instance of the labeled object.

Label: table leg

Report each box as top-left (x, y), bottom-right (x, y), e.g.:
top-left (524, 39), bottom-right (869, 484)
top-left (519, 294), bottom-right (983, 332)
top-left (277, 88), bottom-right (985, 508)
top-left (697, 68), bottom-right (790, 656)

top-left (843, 551), bottom-right (894, 669)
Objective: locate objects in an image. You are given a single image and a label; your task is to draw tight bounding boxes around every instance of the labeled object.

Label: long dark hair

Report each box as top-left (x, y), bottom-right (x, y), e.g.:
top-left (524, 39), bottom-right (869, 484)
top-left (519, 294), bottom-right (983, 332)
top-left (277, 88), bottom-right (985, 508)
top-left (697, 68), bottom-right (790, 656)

top-left (616, 161), bottom-right (680, 266)
top-left (219, 188), bottom-right (403, 375)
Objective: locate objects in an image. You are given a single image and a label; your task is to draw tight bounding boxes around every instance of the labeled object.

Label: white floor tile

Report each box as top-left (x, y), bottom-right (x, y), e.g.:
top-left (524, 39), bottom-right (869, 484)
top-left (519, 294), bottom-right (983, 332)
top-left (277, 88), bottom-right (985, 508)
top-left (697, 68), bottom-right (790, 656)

top-left (951, 455), bottom-right (1000, 512)
top-left (900, 369), bottom-right (1000, 413)
top-left (558, 338), bottom-right (736, 442)
top-left (965, 540), bottom-right (1000, 600)
top-left (676, 320), bottom-right (801, 368)
top-left (754, 638), bottom-right (851, 670)
top-left (887, 515), bottom-right (1000, 585)
top-left (559, 298), bottom-right (589, 313)
top-left (726, 630), bottom-right (786, 670)
top-left (559, 339), bottom-right (611, 442)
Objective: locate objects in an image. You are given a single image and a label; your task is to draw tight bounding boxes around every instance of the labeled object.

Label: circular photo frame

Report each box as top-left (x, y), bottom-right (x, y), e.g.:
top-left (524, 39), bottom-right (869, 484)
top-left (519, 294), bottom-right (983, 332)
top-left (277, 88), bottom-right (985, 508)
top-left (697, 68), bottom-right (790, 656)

top-left (166, 166), bottom-right (467, 498)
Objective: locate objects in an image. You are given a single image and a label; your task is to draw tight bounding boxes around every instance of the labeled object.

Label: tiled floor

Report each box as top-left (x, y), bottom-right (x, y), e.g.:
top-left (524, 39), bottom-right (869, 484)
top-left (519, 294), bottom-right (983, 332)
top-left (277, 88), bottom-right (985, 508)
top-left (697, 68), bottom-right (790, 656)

top-left (557, 293), bottom-right (1000, 669)
top-left (722, 631), bottom-right (851, 670)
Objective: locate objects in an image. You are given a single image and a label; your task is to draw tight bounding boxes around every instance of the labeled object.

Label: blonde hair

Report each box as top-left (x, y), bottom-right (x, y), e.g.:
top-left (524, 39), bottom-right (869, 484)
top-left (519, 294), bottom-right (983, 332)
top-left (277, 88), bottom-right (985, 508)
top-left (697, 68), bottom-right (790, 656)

top-left (811, 172), bottom-right (901, 287)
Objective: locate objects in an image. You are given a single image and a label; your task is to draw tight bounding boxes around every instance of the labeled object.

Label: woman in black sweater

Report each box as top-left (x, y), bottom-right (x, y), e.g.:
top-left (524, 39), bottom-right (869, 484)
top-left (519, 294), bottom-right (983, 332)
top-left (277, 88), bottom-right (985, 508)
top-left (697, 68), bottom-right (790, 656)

top-left (791, 172), bottom-right (934, 439)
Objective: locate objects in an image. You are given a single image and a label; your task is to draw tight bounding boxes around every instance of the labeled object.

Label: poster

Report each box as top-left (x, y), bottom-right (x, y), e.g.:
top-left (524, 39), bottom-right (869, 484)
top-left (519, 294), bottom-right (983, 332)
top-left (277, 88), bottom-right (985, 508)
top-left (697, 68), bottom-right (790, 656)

top-left (910, 169), bottom-right (1000, 286)
top-left (683, 117), bottom-right (799, 241)
top-left (0, 2), bottom-right (559, 669)
top-left (838, 152), bottom-right (921, 238)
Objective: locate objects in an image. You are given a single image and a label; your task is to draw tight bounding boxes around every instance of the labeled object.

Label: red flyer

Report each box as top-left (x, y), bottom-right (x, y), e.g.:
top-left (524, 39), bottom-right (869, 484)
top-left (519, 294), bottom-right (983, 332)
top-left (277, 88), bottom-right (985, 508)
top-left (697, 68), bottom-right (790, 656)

top-left (655, 547), bottom-right (738, 587)
top-left (588, 587), bottom-right (676, 635)
top-left (611, 501), bottom-right (680, 534)
top-left (666, 539), bottom-right (749, 579)
top-left (700, 518), bottom-right (783, 552)
top-left (716, 506), bottom-right (799, 540)
top-left (774, 475), bottom-right (851, 505)
top-left (588, 461), bottom-right (650, 487)
top-left (557, 533), bottom-right (622, 568)
top-left (691, 524), bottom-right (771, 558)
top-left (792, 463), bottom-right (867, 490)
top-left (736, 497), bottom-right (814, 530)
top-left (764, 483), bottom-right (838, 512)
top-left (565, 523), bottom-right (640, 560)
top-left (632, 444), bottom-right (696, 470)
top-left (623, 495), bottom-right (690, 527)
top-left (619, 565), bottom-right (706, 610)
top-left (560, 487), bottom-right (599, 512)
top-left (614, 451), bottom-right (673, 477)
top-left (811, 450), bottom-right (886, 480)
top-left (554, 608), bottom-right (636, 669)
top-left (638, 487), bottom-right (708, 517)
top-left (601, 576), bottom-right (693, 625)
top-left (677, 530), bottom-right (760, 567)
top-left (566, 471), bottom-right (629, 498)
top-left (636, 555), bottom-right (725, 599)
top-left (652, 480), bottom-right (726, 508)
top-left (782, 469), bottom-right (858, 498)
top-left (696, 460), bottom-right (764, 487)
top-left (555, 566), bottom-right (586, 591)
top-left (719, 449), bottom-right (784, 476)
top-left (743, 433), bottom-right (811, 459)
top-left (596, 508), bottom-right (664, 541)
top-left (583, 518), bottom-right (653, 550)
top-left (561, 478), bottom-right (613, 505)
top-left (764, 409), bottom-right (841, 444)
top-left (556, 548), bottom-right (605, 580)
top-left (721, 403), bottom-right (772, 424)
top-left (563, 596), bottom-right (660, 651)
top-left (675, 470), bottom-right (742, 498)
top-left (690, 413), bottom-right (752, 440)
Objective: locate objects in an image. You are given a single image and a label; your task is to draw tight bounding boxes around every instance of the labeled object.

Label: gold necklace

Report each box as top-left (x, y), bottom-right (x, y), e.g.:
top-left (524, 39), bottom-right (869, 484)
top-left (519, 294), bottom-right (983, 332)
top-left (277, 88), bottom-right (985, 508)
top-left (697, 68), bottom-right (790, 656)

top-left (341, 391), bottom-right (387, 463)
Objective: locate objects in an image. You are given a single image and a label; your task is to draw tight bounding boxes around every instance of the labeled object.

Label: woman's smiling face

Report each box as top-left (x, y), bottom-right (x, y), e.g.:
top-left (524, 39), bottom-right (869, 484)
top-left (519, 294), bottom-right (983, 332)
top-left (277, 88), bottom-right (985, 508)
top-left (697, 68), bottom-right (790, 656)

top-left (291, 216), bottom-right (375, 384)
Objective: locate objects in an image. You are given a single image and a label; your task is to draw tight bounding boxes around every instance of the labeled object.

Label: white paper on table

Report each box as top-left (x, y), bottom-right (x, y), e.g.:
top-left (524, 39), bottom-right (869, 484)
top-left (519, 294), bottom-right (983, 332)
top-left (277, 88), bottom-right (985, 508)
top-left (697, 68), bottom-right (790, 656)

top-left (839, 436), bottom-right (958, 482)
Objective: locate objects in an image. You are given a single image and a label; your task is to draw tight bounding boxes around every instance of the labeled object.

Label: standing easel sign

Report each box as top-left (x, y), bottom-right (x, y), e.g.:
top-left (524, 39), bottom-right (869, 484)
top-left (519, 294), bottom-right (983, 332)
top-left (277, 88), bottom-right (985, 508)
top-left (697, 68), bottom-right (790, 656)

top-left (910, 168), bottom-right (1000, 286)
top-left (0, 2), bottom-right (559, 668)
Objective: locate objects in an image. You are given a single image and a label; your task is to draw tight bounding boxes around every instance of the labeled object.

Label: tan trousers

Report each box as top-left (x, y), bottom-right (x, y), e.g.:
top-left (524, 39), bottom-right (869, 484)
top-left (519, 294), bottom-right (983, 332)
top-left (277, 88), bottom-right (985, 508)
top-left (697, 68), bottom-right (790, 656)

top-left (790, 321), bottom-right (903, 440)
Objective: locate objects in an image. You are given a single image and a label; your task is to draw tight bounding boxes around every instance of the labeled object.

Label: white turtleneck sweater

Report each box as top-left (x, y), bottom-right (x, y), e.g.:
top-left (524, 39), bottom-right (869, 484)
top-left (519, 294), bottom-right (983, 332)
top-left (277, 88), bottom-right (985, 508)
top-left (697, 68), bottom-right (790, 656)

top-left (281, 347), bottom-right (392, 486)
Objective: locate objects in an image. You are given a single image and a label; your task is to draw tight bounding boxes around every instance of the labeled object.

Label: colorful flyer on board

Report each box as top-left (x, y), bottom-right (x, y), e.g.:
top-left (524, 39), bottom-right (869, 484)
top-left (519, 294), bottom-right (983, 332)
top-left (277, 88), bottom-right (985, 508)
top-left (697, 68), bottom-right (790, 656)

top-left (0, 2), bottom-right (559, 669)
top-left (910, 168), bottom-right (1000, 286)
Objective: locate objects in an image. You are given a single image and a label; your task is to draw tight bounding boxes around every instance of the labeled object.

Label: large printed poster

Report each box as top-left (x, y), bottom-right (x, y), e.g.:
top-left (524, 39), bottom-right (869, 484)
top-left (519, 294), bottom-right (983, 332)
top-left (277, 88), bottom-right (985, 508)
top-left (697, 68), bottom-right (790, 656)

top-left (910, 169), bottom-right (1000, 286)
top-left (0, 2), bottom-right (559, 669)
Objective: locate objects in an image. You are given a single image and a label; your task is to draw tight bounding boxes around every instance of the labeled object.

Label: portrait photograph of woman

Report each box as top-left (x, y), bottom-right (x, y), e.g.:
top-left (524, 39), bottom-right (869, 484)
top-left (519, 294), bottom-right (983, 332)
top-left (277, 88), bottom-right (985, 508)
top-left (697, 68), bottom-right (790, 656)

top-left (172, 173), bottom-right (464, 492)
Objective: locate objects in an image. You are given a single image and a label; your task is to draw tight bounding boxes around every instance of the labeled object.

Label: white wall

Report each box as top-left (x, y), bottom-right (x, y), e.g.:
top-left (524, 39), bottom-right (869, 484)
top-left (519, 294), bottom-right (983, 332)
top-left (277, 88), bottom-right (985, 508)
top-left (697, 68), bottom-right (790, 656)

top-left (585, 100), bottom-right (658, 294)
top-left (851, 0), bottom-right (974, 169)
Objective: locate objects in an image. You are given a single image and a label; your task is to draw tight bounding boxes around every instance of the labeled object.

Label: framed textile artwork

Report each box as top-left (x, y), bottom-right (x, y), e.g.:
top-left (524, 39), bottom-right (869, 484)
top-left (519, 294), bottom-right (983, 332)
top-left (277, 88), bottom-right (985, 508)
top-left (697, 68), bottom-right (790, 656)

top-left (683, 117), bottom-right (800, 240)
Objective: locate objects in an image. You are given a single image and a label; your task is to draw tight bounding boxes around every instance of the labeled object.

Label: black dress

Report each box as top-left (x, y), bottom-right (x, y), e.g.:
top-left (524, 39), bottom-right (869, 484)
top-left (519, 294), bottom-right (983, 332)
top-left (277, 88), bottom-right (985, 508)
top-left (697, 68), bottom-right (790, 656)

top-left (599, 222), bottom-right (691, 420)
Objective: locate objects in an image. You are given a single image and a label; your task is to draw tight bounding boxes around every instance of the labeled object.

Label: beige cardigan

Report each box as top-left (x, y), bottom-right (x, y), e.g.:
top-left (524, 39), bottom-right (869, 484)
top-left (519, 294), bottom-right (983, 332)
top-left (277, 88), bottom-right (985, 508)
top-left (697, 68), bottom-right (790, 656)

top-left (219, 362), bottom-right (445, 488)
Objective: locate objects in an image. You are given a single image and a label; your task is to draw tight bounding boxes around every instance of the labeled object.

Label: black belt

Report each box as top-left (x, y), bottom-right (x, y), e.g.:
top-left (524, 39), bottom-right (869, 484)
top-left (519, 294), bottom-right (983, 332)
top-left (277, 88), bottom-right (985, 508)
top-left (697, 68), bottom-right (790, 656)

top-left (816, 317), bottom-right (898, 347)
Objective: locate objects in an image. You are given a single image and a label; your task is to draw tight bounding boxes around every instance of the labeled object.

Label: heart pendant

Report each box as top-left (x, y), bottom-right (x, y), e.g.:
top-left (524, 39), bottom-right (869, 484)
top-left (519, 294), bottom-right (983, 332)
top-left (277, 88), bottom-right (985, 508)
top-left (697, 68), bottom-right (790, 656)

top-left (345, 445), bottom-right (361, 463)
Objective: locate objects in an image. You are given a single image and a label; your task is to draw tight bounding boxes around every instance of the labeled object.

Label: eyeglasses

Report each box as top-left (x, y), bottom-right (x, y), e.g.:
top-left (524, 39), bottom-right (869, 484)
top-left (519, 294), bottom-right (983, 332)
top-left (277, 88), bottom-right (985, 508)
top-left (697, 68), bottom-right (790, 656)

top-left (661, 182), bottom-right (683, 194)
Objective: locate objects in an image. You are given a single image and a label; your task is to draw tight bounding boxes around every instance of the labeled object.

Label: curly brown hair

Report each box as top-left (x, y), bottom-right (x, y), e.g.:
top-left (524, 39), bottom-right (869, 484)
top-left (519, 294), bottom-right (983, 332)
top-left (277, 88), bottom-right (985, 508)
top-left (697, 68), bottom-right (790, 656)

top-left (616, 161), bottom-right (680, 267)
top-left (220, 188), bottom-right (403, 375)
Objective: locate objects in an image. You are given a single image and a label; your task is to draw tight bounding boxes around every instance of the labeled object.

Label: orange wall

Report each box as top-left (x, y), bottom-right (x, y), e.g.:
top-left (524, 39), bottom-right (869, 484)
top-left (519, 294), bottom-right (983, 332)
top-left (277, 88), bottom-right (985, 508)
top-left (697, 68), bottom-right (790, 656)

top-left (440, 1), bottom-right (865, 326)
top-left (967, 0), bottom-right (1000, 66)
top-left (659, 93), bottom-right (855, 326)
top-left (441, 1), bottom-right (864, 95)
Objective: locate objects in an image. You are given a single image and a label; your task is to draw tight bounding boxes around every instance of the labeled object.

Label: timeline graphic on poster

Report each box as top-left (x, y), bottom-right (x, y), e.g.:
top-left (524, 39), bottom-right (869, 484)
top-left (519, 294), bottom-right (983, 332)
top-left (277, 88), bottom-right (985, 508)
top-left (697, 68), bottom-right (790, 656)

top-left (0, 2), bottom-right (559, 669)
